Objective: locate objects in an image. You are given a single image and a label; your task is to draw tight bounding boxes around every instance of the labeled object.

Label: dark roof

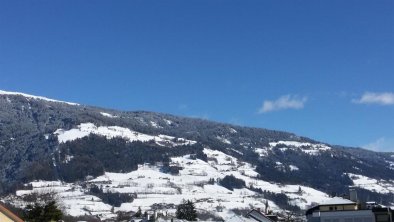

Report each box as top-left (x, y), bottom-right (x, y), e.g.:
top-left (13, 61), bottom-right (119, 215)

top-left (305, 205), bottom-right (319, 216)
top-left (0, 203), bottom-right (24, 222)
top-left (372, 207), bottom-right (393, 213)
top-left (267, 215), bottom-right (278, 220)
top-left (247, 209), bottom-right (274, 222)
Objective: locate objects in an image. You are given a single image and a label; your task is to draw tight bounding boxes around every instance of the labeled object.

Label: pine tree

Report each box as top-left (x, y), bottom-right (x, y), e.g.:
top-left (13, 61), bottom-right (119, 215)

top-left (149, 211), bottom-right (156, 222)
top-left (298, 186), bottom-right (302, 194)
top-left (176, 200), bottom-right (197, 221)
top-left (25, 201), bottom-right (63, 222)
top-left (144, 211), bottom-right (148, 218)
top-left (135, 206), bottom-right (142, 217)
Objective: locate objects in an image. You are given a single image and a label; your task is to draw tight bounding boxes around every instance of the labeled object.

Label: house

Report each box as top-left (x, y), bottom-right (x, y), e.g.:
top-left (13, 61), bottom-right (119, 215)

top-left (227, 215), bottom-right (259, 222)
top-left (372, 207), bottom-right (393, 222)
top-left (247, 209), bottom-right (275, 222)
top-left (225, 209), bottom-right (276, 222)
top-left (306, 196), bottom-right (393, 222)
top-left (0, 203), bottom-right (24, 222)
top-left (306, 197), bottom-right (375, 222)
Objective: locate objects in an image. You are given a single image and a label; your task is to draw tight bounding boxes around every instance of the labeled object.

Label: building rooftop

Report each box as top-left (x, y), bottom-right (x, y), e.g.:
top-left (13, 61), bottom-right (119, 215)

top-left (0, 202), bottom-right (24, 222)
top-left (319, 197), bottom-right (356, 206)
top-left (227, 215), bottom-right (258, 222)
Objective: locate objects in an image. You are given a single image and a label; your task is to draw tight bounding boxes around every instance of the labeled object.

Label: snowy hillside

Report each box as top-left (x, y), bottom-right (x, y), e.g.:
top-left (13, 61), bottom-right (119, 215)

top-left (347, 173), bottom-right (394, 194)
top-left (1, 90), bottom-right (394, 220)
top-left (5, 149), bottom-right (330, 220)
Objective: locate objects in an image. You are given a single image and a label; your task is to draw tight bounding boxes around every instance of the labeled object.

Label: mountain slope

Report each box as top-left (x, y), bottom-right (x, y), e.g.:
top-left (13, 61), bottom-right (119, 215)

top-left (1, 90), bottom-right (394, 220)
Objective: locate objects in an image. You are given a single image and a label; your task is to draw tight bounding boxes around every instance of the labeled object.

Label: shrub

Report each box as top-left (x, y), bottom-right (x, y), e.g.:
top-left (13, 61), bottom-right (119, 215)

top-left (219, 175), bottom-right (245, 191)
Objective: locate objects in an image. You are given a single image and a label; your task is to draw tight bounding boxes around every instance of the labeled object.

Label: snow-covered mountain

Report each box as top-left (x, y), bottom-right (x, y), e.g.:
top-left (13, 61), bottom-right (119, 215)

top-left (1, 90), bottom-right (394, 221)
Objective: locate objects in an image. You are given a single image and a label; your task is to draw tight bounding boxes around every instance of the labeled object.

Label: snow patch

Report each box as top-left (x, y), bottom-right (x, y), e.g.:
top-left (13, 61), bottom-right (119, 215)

top-left (229, 148), bottom-right (243, 156)
top-left (229, 128), bottom-right (237, 134)
top-left (64, 155), bottom-right (74, 163)
top-left (100, 112), bottom-right (118, 118)
top-left (289, 165), bottom-right (299, 171)
top-left (150, 121), bottom-right (163, 128)
top-left (53, 123), bottom-right (196, 147)
top-left (164, 119), bottom-right (173, 125)
top-left (216, 136), bottom-right (231, 144)
top-left (269, 141), bottom-right (331, 156)
top-left (254, 148), bottom-right (268, 157)
top-left (347, 173), bottom-right (394, 194)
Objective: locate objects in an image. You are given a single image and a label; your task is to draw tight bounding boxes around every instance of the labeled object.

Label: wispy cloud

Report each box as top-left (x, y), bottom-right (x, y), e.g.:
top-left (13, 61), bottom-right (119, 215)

top-left (353, 92), bottom-right (394, 105)
top-left (258, 95), bottom-right (307, 113)
top-left (178, 104), bottom-right (189, 110)
top-left (363, 137), bottom-right (394, 152)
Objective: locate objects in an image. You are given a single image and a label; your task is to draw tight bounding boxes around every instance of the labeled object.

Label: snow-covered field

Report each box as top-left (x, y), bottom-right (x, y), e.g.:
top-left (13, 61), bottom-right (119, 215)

top-left (54, 122), bottom-right (197, 147)
top-left (253, 141), bottom-right (331, 158)
top-left (347, 173), bottom-right (394, 194)
top-left (268, 141), bottom-right (331, 156)
top-left (4, 148), bottom-right (331, 220)
top-left (100, 112), bottom-right (118, 118)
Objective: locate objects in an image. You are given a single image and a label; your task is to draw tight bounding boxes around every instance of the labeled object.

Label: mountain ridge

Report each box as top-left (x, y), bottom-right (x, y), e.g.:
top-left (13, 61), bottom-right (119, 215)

top-left (1, 90), bottom-right (394, 220)
top-left (0, 89), bottom-right (327, 144)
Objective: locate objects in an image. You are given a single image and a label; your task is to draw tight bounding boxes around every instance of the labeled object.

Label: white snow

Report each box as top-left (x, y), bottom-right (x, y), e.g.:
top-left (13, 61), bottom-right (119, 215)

top-left (53, 123), bottom-right (196, 147)
top-left (269, 141), bottom-right (331, 156)
top-left (150, 121), bottom-right (163, 128)
top-left (229, 128), bottom-right (237, 134)
top-left (164, 119), bottom-right (173, 125)
top-left (319, 197), bottom-right (355, 205)
top-left (289, 165), bottom-right (299, 171)
top-left (31, 180), bottom-right (63, 188)
top-left (347, 173), bottom-right (394, 194)
top-left (100, 112), bottom-right (118, 118)
top-left (0, 90), bottom-right (79, 105)
top-left (5, 149), bottom-right (331, 220)
top-left (254, 148), bottom-right (269, 157)
top-left (386, 160), bottom-right (394, 170)
top-left (64, 155), bottom-right (74, 163)
top-left (216, 136), bottom-right (231, 144)
top-left (229, 148), bottom-right (243, 156)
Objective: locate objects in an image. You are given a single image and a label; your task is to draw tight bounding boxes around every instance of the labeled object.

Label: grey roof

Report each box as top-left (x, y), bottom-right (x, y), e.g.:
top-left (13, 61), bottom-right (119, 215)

top-left (227, 215), bottom-right (257, 222)
top-left (247, 209), bottom-right (274, 222)
top-left (319, 197), bottom-right (356, 206)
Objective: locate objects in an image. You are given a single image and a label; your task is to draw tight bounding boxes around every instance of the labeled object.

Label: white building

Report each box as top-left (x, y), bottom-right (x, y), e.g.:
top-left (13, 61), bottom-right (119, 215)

top-left (306, 197), bottom-right (376, 222)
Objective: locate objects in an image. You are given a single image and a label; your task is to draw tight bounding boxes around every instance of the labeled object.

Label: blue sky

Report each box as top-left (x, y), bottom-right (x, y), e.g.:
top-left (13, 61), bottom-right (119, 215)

top-left (0, 1), bottom-right (393, 151)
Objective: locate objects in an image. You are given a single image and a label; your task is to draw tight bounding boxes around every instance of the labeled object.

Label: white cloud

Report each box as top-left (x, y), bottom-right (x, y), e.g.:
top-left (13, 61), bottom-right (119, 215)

top-left (353, 92), bottom-right (394, 105)
top-left (363, 137), bottom-right (394, 152)
top-left (258, 95), bottom-right (307, 113)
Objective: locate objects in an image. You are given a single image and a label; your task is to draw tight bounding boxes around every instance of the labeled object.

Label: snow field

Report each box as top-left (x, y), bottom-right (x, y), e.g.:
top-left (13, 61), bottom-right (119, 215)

top-left (100, 112), bottom-right (118, 118)
top-left (6, 148), bottom-right (331, 220)
top-left (54, 123), bottom-right (197, 147)
top-left (268, 141), bottom-right (331, 156)
top-left (347, 173), bottom-right (394, 194)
